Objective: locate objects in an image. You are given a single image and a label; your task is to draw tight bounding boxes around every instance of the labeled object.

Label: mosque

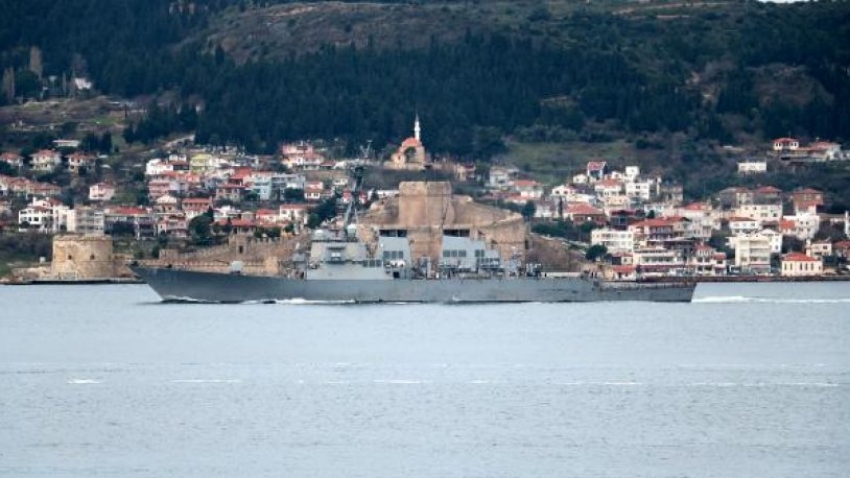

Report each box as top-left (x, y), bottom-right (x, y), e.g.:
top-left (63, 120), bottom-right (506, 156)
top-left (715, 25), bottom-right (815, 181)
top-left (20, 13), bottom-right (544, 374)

top-left (385, 115), bottom-right (428, 171)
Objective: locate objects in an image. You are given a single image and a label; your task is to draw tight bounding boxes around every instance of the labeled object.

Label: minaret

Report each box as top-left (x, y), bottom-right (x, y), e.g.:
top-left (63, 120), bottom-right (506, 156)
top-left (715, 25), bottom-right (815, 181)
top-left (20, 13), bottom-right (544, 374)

top-left (414, 114), bottom-right (421, 142)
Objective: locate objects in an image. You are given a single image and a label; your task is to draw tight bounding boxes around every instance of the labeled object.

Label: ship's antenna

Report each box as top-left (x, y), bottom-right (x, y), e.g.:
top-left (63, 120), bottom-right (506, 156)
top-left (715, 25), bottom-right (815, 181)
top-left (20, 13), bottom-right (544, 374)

top-left (341, 164), bottom-right (365, 233)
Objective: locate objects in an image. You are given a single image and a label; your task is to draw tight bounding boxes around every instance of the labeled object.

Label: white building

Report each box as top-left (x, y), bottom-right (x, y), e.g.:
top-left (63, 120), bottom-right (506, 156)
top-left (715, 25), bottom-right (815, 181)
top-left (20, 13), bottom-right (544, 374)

top-left (145, 158), bottom-right (175, 176)
top-left (66, 207), bottom-right (105, 235)
top-left (89, 183), bottom-right (115, 202)
top-left (735, 204), bottom-right (782, 226)
top-left (625, 179), bottom-right (655, 201)
top-left (780, 213), bottom-right (820, 241)
top-left (781, 252), bottom-right (822, 277)
top-left (738, 160), bottom-right (767, 174)
top-left (773, 137), bottom-right (800, 152)
top-left (728, 216), bottom-right (760, 235)
top-left (633, 248), bottom-right (685, 277)
top-left (728, 232), bottom-right (774, 273)
top-left (591, 228), bottom-right (635, 254)
top-left (18, 205), bottom-right (53, 231)
top-left (31, 149), bottom-right (62, 172)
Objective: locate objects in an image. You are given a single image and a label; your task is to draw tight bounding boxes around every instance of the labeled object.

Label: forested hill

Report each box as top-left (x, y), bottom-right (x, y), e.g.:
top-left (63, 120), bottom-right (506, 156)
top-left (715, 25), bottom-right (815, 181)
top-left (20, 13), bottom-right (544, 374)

top-left (2, 0), bottom-right (850, 157)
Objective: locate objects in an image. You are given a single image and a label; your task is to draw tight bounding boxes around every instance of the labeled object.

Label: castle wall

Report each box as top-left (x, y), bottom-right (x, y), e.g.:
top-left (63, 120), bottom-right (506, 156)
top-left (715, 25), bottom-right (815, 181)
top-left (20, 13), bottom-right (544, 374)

top-left (398, 181), bottom-right (455, 227)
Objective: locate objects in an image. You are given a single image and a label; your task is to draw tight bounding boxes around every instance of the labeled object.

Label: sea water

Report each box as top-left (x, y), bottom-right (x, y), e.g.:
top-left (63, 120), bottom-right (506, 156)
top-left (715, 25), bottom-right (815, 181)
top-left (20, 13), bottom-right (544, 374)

top-left (0, 282), bottom-right (848, 477)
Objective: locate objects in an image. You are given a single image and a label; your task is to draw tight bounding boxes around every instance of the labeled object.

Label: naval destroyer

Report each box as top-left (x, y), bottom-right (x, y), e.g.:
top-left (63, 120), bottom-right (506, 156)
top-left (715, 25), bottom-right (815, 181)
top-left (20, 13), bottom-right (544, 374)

top-left (132, 168), bottom-right (695, 303)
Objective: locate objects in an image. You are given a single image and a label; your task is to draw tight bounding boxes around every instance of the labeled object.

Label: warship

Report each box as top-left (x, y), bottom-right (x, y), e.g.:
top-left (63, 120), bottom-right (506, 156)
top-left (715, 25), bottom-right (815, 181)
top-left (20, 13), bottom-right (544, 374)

top-left (132, 168), bottom-right (695, 303)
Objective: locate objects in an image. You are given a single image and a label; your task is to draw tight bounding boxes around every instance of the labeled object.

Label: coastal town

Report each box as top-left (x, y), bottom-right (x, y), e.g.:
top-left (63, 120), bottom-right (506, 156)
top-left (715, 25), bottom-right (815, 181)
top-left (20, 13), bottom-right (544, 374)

top-left (1, 114), bottom-right (849, 282)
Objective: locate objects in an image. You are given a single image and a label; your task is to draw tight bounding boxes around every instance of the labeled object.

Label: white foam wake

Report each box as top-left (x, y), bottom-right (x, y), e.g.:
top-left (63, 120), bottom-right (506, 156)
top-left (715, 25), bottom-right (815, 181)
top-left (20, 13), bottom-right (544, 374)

top-left (694, 296), bottom-right (850, 304)
top-left (67, 379), bottom-right (102, 384)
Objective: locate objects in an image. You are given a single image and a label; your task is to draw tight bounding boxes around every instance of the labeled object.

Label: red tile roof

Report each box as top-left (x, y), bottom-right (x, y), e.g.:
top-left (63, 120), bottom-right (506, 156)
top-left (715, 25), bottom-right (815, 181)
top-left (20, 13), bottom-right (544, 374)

top-left (783, 252), bottom-right (818, 262)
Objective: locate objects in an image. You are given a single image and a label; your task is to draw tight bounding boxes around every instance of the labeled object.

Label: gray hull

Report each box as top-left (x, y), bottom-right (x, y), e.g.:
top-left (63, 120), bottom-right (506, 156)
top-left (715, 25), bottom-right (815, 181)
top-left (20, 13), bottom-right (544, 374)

top-left (132, 267), bottom-right (695, 303)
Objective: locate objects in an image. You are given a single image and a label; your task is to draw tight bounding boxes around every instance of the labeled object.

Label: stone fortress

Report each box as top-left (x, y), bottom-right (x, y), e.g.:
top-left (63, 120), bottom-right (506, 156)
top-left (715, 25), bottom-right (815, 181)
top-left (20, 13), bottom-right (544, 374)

top-left (9, 234), bottom-right (136, 282)
top-left (357, 181), bottom-right (528, 266)
top-left (51, 234), bottom-right (119, 279)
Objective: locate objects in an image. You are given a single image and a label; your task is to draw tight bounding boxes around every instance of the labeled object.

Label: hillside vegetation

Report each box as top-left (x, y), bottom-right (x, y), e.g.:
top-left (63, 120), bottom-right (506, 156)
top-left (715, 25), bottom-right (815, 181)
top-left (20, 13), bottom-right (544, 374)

top-left (2, 1), bottom-right (849, 168)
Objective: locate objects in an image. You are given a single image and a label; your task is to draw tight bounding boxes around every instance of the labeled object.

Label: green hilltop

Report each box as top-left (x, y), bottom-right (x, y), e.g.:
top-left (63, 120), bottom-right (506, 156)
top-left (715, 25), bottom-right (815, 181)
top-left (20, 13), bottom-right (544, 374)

top-left (1, 0), bottom-right (849, 203)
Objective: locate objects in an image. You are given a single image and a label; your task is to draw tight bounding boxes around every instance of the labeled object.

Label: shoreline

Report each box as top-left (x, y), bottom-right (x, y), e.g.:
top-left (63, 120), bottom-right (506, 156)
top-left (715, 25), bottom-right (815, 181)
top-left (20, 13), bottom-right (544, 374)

top-left (1, 278), bottom-right (144, 285)
top-left (2, 275), bottom-right (849, 286)
top-left (645, 275), bottom-right (850, 283)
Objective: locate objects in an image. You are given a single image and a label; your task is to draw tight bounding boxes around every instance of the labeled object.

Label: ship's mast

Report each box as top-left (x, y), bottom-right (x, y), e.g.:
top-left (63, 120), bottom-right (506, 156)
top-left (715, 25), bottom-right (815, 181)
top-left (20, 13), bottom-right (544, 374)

top-left (340, 165), bottom-right (365, 237)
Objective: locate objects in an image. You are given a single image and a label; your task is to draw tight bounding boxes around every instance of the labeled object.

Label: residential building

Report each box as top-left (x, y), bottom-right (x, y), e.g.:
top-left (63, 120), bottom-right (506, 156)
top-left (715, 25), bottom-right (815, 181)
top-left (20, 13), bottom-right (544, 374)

top-left (591, 228), bottom-right (635, 254)
top-left (735, 204), bottom-right (782, 226)
top-left (18, 205), bottom-right (53, 231)
top-left (791, 188), bottom-right (824, 215)
top-left (66, 207), bottom-right (105, 235)
top-left (31, 149), bottom-right (62, 172)
top-left (806, 240), bottom-right (832, 260)
top-left (514, 180), bottom-right (544, 199)
top-left (633, 248), bottom-right (685, 277)
top-left (728, 216), bottom-right (761, 235)
top-left (728, 232), bottom-right (773, 273)
top-left (154, 194), bottom-right (180, 213)
top-left (718, 187), bottom-right (754, 209)
top-left (67, 152), bottom-right (94, 174)
top-left (279, 204), bottom-right (308, 224)
top-left (89, 183), bottom-right (115, 202)
top-left (488, 167), bottom-right (516, 189)
top-left (773, 137), bottom-right (799, 152)
top-left (104, 207), bottom-right (156, 239)
top-left (781, 252), bottom-right (822, 277)
top-left (738, 160), bottom-right (767, 174)
top-left (564, 203), bottom-right (606, 225)
top-left (586, 161), bottom-right (607, 181)
top-left (752, 186), bottom-right (783, 205)
top-left (629, 218), bottom-right (686, 246)
top-left (215, 184), bottom-right (244, 203)
top-left (780, 213), bottom-right (820, 240)
top-left (0, 152), bottom-right (23, 169)
top-left (689, 244), bottom-right (727, 276)
top-left (625, 179), bottom-right (655, 201)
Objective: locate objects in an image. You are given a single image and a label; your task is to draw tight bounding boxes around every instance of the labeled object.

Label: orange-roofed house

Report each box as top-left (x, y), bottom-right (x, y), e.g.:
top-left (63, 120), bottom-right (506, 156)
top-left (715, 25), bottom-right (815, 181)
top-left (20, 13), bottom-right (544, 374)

top-left (255, 208), bottom-right (280, 225)
top-left (781, 252), bottom-right (822, 277)
top-left (628, 218), bottom-right (686, 244)
top-left (773, 137), bottom-right (799, 152)
top-left (279, 203), bottom-right (309, 224)
top-left (89, 183), bottom-right (115, 202)
top-left (791, 188), bottom-right (823, 215)
top-left (0, 152), bottom-right (24, 169)
top-left (513, 179), bottom-right (544, 199)
top-left (833, 240), bottom-right (850, 259)
top-left (565, 203), bottom-right (606, 226)
top-left (586, 161), bottom-right (607, 181)
top-left (31, 149), bottom-right (62, 172)
top-left (67, 152), bottom-right (95, 175)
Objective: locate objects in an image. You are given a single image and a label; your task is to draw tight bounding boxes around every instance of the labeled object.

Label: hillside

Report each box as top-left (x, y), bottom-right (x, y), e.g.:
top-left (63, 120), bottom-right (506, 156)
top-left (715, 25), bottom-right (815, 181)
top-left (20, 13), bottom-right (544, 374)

top-left (1, 0), bottom-right (849, 192)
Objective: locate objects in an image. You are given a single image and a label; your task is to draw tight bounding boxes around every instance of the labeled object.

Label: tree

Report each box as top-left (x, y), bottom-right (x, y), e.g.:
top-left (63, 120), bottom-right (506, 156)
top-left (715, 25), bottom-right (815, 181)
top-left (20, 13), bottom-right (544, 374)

top-left (188, 214), bottom-right (213, 245)
top-left (109, 221), bottom-right (136, 237)
top-left (283, 188), bottom-right (305, 203)
top-left (521, 201), bottom-right (536, 221)
top-left (585, 244), bottom-right (608, 262)
top-left (308, 197), bottom-right (338, 228)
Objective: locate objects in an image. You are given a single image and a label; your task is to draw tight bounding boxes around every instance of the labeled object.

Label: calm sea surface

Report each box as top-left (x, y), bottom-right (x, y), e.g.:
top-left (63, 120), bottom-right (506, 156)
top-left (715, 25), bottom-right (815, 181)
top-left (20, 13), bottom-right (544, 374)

top-left (1, 282), bottom-right (848, 477)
